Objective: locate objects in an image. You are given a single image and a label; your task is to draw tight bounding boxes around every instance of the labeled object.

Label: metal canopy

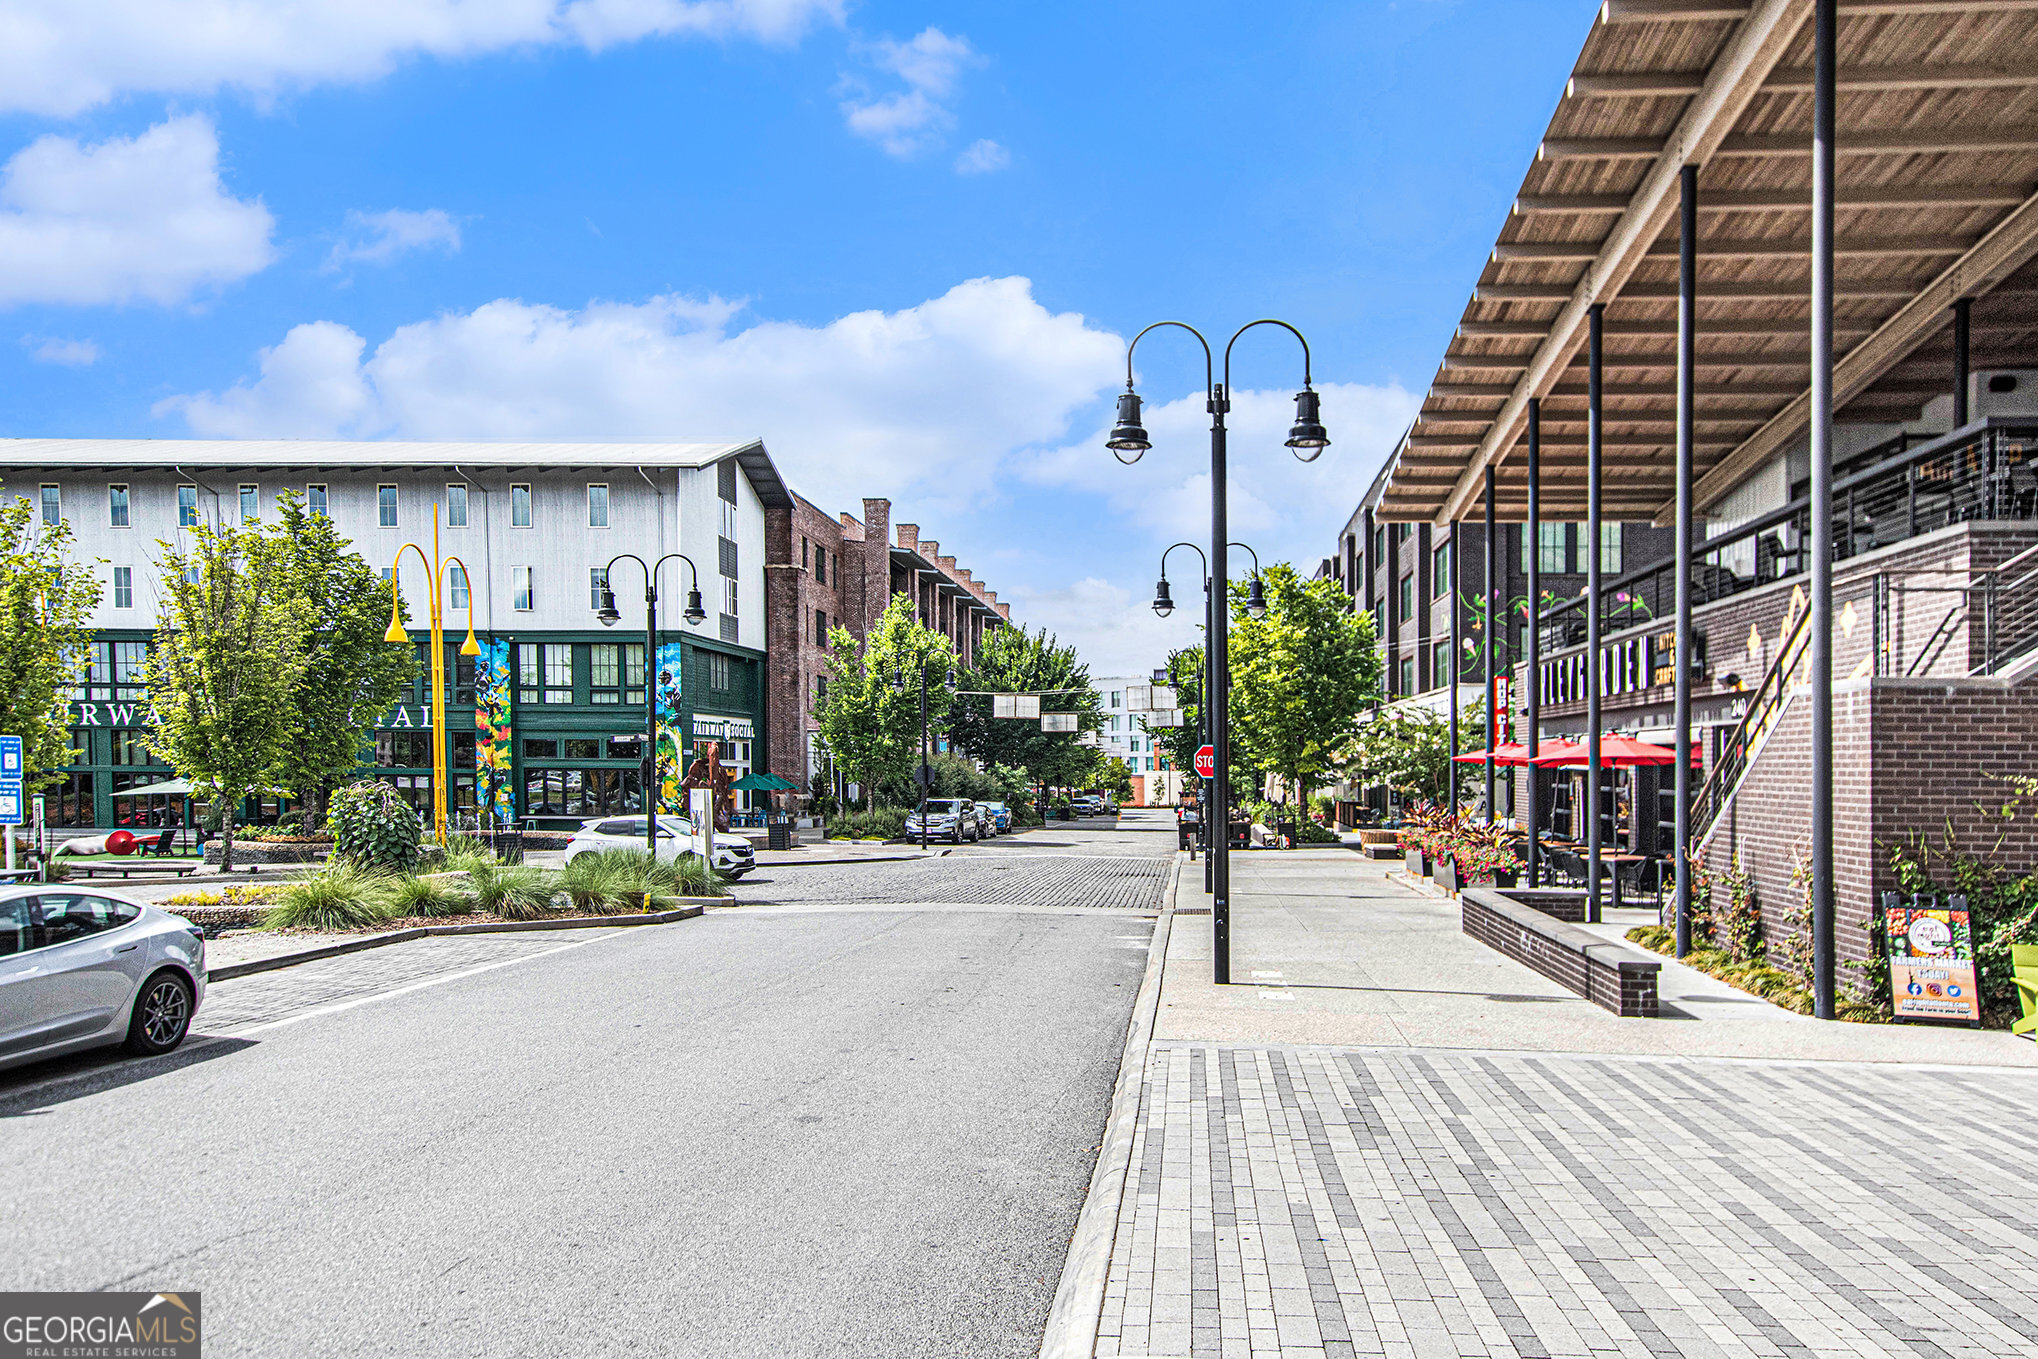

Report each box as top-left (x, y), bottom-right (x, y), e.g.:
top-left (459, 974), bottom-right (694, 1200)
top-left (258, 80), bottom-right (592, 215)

top-left (1379, 0), bottom-right (2038, 524)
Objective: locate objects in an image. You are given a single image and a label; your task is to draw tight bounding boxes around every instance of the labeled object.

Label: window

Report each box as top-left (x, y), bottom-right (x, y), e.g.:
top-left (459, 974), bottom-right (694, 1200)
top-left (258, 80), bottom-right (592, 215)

top-left (802, 537), bottom-right (809, 569)
top-left (307, 484), bottom-right (327, 519)
top-left (512, 565), bottom-right (533, 612)
top-left (544, 645), bottom-right (573, 702)
top-left (1110, 691), bottom-right (1123, 708)
top-left (721, 499), bottom-right (739, 540)
top-left (590, 643), bottom-right (645, 704)
top-left (1432, 545), bottom-right (1449, 598)
top-left (376, 731), bottom-right (432, 768)
top-left (113, 566), bottom-right (132, 609)
top-left (590, 566), bottom-right (609, 612)
top-left (588, 483), bottom-right (609, 528)
top-left (450, 565), bottom-right (469, 610)
top-left (1535, 522), bottom-right (1567, 575)
top-left (447, 483), bottom-right (469, 527)
top-left (815, 547), bottom-right (827, 585)
top-left (723, 577), bottom-right (739, 617)
top-left (1600, 522), bottom-right (1623, 574)
top-left (178, 484), bottom-right (199, 527)
top-left (39, 485), bottom-right (59, 526)
top-left (1400, 657), bottom-right (1417, 695)
top-left (814, 608), bottom-right (827, 646)
top-left (183, 565), bottom-right (200, 585)
top-left (377, 484), bottom-right (397, 528)
top-left (516, 644), bottom-right (574, 705)
top-left (240, 484), bottom-right (259, 523)
top-left (111, 729), bottom-right (154, 766)
top-left (1371, 525), bottom-right (1384, 566)
top-left (708, 652), bottom-right (731, 691)
top-left (1399, 573), bottom-right (1414, 619)
top-left (510, 483), bottom-right (532, 527)
top-left (1433, 640), bottom-right (1450, 685)
top-left (717, 458), bottom-right (738, 504)
top-left (108, 484), bottom-right (129, 528)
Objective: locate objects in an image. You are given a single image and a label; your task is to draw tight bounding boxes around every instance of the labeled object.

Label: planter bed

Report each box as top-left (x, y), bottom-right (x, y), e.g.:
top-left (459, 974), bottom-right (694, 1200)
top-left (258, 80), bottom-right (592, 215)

top-left (203, 841), bottom-right (332, 865)
top-left (1461, 887), bottom-right (1660, 1017)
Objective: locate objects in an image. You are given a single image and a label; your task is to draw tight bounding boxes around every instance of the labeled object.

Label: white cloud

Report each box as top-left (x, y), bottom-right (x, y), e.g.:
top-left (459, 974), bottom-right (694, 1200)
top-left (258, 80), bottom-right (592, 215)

top-left (0, 0), bottom-right (845, 116)
top-left (323, 207), bottom-right (462, 271)
top-left (0, 116), bottom-right (274, 308)
top-left (1001, 577), bottom-right (1193, 679)
top-left (841, 27), bottom-right (979, 157)
top-left (954, 138), bottom-right (1008, 175)
top-left (24, 335), bottom-right (98, 365)
top-left (158, 275), bottom-right (1123, 514)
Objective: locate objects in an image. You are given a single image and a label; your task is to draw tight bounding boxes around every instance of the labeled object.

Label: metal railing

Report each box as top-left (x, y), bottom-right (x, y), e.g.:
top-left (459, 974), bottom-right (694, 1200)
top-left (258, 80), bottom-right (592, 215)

top-left (1872, 541), bottom-right (2038, 678)
top-left (1537, 418), bottom-right (2038, 654)
top-left (1689, 595), bottom-right (1811, 846)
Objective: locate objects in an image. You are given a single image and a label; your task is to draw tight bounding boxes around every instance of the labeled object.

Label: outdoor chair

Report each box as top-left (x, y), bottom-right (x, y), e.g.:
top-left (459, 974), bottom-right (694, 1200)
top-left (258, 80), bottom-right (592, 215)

top-left (149, 829), bottom-right (176, 857)
top-left (2013, 944), bottom-right (2038, 1040)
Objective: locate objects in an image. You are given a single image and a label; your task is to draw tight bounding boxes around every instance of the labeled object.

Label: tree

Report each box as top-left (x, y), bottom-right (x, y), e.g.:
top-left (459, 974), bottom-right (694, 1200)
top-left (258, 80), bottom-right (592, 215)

top-left (1225, 564), bottom-right (1381, 808)
top-left (0, 490), bottom-right (100, 792)
top-left (269, 494), bottom-right (419, 834)
top-left (812, 594), bottom-right (955, 808)
top-left (145, 521), bottom-right (312, 870)
top-left (948, 624), bottom-right (1101, 796)
top-left (1144, 645), bottom-right (1204, 777)
top-left (1341, 701), bottom-right (1486, 806)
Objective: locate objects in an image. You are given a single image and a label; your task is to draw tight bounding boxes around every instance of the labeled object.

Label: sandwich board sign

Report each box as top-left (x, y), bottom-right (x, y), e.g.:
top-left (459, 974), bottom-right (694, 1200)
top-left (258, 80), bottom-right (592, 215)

top-left (1880, 892), bottom-right (1981, 1027)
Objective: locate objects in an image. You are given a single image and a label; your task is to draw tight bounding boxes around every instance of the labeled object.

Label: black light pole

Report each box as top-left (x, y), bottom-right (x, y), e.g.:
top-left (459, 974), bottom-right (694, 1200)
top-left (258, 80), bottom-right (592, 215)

top-left (1111, 319), bottom-right (1328, 985)
top-left (1155, 542), bottom-right (1211, 880)
top-left (598, 553), bottom-right (707, 855)
top-left (895, 660), bottom-right (936, 850)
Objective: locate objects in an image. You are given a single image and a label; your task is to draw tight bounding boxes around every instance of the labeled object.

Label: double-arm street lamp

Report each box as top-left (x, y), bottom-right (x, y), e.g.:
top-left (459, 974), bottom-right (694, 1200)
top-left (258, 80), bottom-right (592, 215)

top-left (1152, 540), bottom-right (1266, 885)
top-left (597, 553), bottom-right (706, 857)
top-left (385, 510), bottom-right (481, 847)
top-left (1109, 319), bottom-right (1329, 984)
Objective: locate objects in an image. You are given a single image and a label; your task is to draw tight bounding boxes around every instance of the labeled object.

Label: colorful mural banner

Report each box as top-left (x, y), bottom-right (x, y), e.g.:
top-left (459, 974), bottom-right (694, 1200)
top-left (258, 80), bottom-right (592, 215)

top-left (1881, 894), bottom-right (1981, 1026)
top-left (652, 641), bottom-right (685, 815)
top-left (472, 638), bottom-right (515, 824)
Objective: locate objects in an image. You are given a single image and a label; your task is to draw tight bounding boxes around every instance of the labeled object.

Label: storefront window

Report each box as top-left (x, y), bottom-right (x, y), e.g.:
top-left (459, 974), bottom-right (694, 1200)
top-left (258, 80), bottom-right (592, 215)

top-left (590, 643), bottom-right (645, 705)
top-left (517, 644), bottom-right (573, 705)
top-left (50, 771), bottom-right (94, 827)
top-left (110, 730), bottom-right (156, 766)
top-left (111, 772), bottom-right (185, 831)
top-left (377, 731), bottom-right (433, 767)
top-left (522, 768), bottom-right (641, 819)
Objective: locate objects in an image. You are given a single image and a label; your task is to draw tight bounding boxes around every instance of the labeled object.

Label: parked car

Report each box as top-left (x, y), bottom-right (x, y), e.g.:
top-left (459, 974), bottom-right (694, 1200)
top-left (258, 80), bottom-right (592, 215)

top-left (973, 802), bottom-right (998, 838)
top-left (1070, 794), bottom-right (1107, 816)
top-left (564, 815), bottom-right (756, 879)
top-left (0, 889), bottom-right (206, 1073)
top-left (905, 798), bottom-right (978, 843)
top-left (978, 800), bottom-right (1013, 833)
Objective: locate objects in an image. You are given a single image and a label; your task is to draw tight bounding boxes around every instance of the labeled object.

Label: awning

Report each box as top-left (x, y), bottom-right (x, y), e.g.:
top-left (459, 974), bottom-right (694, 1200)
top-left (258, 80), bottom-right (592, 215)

top-left (116, 777), bottom-right (191, 798)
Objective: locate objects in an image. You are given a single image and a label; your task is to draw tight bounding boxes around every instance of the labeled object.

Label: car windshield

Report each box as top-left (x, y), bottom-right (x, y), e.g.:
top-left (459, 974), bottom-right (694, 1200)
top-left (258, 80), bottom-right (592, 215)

top-left (981, 802), bottom-right (1005, 811)
top-left (921, 800), bottom-right (962, 814)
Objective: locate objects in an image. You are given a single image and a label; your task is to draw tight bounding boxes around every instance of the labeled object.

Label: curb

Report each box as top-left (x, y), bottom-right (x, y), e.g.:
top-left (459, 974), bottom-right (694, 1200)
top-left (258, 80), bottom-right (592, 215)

top-left (206, 903), bottom-right (710, 982)
top-left (1037, 850), bottom-right (1180, 1359)
top-left (752, 849), bottom-right (951, 867)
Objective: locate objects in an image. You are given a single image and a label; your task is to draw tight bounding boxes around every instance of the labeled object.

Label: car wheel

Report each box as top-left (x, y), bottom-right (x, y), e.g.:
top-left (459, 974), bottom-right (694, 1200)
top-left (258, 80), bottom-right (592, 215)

top-left (125, 971), bottom-right (194, 1057)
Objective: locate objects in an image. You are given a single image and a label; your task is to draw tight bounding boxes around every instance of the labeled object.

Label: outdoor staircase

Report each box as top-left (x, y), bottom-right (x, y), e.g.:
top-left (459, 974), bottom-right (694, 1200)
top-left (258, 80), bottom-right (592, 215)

top-left (1689, 591), bottom-right (1811, 848)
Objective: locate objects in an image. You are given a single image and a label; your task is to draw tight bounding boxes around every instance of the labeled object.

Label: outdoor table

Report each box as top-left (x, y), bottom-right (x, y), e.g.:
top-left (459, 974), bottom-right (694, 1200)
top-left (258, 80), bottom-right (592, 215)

top-left (1599, 852), bottom-right (1648, 909)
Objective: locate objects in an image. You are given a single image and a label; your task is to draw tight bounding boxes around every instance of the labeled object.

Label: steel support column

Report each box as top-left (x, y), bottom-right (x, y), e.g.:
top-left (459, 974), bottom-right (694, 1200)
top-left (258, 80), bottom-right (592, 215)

top-left (1526, 399), bottom-right (1541, 886)
top-left (1675, 163), bottom-right (1698, 959)
top-left (1587, 302), bottom-right (1605, 924)
top-left (1953, 297), bottom-right (1972, 427)
top-left (1449, 528), bottom-right (1461, 811)
top-left (1484, 468), bottom-right (1497, 822)
top-left (1809, 0), bottom-right (1838, 1018)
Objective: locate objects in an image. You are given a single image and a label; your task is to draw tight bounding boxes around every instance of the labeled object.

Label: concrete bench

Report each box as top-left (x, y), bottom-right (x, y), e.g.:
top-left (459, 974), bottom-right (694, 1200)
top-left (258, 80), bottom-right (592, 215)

top-left (1460, 887), bottom-right (1660, 1017)
top-left (70, 860), bottom-right (202, 878)
top-left (1356, 829), bottom-right (1401, 860)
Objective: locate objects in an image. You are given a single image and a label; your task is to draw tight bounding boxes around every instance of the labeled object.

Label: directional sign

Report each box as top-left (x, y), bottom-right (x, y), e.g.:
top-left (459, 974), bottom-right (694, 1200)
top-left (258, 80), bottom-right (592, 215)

top-left (0, 778), bottom-right (22, 827)
top-left (0, 735), bottom-right (19, 778)
top-left (1193, 745), bottom-right (1215, 779)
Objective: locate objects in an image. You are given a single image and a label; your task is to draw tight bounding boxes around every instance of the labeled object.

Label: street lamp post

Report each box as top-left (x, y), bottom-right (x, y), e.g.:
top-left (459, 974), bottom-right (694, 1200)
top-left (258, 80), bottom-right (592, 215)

top-left (597, 553), bottom-right (706, 857)
top-left (1154, 540), bottom-right (1266, 887)
top-left (895, 657), bottom-right (950, 850)
top-left (384, 507), bottom-right (481, 846)
top-left (1111, 320), bottom-right (1329, 985)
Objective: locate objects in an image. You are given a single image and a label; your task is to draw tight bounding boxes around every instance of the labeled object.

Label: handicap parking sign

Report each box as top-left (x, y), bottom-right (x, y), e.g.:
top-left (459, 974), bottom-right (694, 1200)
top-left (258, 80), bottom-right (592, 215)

top-left (0, 735), bottom-right (19, 778)
top-left (0, 778), bottom-right (21, 826)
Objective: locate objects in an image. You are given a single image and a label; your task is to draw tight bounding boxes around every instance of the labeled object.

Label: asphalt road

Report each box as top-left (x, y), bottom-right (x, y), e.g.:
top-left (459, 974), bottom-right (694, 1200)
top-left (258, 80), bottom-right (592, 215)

top-left (0, 844), bottom-right (1162, 1357)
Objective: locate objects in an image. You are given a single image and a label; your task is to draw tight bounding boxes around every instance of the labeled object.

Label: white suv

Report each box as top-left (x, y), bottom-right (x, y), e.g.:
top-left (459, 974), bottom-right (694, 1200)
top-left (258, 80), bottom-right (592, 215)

top-left (565, 815), bottom-right (755, 879)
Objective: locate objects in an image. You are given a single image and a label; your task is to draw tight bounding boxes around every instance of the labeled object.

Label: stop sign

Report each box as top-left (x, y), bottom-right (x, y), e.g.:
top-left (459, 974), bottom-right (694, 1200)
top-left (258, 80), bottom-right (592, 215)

top-left (1193, 745), bottom-right (1215, 779)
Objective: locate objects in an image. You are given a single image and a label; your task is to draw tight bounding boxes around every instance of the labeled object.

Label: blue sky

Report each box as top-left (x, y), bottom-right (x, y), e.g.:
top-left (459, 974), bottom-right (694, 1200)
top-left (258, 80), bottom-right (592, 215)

top-left (0, 0), bottom-right (1593, 672)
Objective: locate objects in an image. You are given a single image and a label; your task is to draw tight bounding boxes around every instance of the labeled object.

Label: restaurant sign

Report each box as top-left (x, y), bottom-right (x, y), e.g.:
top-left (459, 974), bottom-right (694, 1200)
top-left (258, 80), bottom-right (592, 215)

top-left (1879, 892), bottom-right (1982, 1026)
top-left (1539, 628), bottom-right (1708, 705)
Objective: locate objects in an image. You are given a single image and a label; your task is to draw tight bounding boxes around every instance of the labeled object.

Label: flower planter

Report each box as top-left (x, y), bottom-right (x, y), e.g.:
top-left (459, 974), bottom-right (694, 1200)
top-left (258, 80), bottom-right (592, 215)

top-left (1404, 848), bottom-right (1426, 877)
top-left (1494, 867), bottom-right (1519, 889)
top-left (1433, 858), bottom-right (1460, 893)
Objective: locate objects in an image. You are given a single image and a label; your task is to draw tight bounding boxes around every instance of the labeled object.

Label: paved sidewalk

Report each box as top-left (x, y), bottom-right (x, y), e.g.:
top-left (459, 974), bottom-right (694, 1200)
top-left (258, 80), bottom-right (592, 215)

top-left (1080, 847), bottom-right (2038, 1359)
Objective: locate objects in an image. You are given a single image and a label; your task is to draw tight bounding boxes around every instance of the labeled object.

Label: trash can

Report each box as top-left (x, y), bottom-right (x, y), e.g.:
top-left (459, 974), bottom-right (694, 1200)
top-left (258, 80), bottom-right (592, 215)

top-left (1274, 818), bottom-right (1297, 848)
top-left (767, 822), bottom-right (795, 851)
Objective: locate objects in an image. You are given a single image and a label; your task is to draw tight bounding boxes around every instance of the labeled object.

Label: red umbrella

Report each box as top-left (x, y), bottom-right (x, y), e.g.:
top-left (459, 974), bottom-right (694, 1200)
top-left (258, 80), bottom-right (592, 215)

top-left (1452, 742), bottom-right (1531, 765)
top-left (1530, 735), bottom-right (1693, 767)
top-left (1526, 739), bottom-right (1589, 767)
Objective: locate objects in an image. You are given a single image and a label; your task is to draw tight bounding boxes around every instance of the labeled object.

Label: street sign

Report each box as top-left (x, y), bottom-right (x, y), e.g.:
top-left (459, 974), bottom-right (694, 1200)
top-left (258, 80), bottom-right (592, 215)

top-left (0, 778), bottom-right (22, 827)
top-left (1193, 745), bottom-right (1215, 779)
top-left (0, 735), bottom-right (20, 778)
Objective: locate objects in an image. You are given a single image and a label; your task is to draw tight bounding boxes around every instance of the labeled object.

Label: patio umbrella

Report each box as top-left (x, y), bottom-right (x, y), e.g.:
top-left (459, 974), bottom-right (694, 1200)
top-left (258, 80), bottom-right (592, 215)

top-left (729, 772), bottom-right (782, 791)
top-left (1530, 736), bottom-right (1693, 768)
top-left (1451, 743), bottom-right (1532, 765)
top-left (1526, 739), bottom-right (1589, 767)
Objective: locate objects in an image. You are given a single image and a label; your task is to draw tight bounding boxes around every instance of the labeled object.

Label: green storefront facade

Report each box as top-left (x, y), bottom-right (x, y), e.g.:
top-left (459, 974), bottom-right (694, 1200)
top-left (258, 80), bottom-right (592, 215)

top-left (51, 630), bottom-right (766, 834)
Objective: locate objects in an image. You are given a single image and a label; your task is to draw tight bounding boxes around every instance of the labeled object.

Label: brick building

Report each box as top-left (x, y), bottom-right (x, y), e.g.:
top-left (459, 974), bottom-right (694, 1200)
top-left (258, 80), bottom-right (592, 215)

top-left (764, 495), bottom-right (1011, 794)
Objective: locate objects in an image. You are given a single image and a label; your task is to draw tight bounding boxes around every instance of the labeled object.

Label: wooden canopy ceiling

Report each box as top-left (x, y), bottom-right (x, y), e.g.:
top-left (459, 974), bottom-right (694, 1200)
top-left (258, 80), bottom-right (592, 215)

top-left (1378, 0), bottom-right (2038, 525)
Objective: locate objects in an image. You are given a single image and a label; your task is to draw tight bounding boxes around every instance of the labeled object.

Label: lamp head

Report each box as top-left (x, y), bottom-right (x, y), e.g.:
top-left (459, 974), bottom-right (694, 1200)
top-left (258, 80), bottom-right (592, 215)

top-left (596, 585), bottom-right (621, 627)
top-left (1106, 389), bottom-right (1151, 464)
top-left (383, 592), bottom-right (407, 645)
top-left (682, 588), bottom-right (706, 625)
top-left (1151, 576), bottom-right (1175, 618)
top-left (1245, 574), bottom-right (1269, 621)
top-left (459, 624), bottom-right (482, 657)
top-left (1285, 387), bottom-right (1329, 460)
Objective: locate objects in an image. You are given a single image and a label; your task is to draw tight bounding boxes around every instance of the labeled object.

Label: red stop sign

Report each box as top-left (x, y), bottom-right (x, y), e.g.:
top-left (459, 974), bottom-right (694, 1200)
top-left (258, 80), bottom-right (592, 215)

top-left (1193, 745), bottom-right (1215, 778)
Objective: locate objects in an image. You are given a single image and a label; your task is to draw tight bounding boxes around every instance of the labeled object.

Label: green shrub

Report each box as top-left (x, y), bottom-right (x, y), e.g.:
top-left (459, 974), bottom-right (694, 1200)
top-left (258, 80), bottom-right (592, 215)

top-left (390, 874), bottom-right (473, 918)
top-left (440, 836), bottom-right (500, 872)
top-left (328, 783), bottom-right (424, 873)
top-left (266, 861), bottom-right (394, 931)
top-left (562, 848), bottom-right (728, 912)
top-left (830, 806), bottom-right (907, 841)
top-left (467, 863), bottom-right (561, 920)
top-left (673, 852), bottom-right (730, 898)
top-left (1296, 822), bottom-right (1342, 844)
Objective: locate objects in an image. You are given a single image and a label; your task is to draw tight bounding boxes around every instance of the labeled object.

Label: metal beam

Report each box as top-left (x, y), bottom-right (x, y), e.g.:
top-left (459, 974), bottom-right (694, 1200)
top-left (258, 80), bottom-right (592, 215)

top-left (1810, 0), bottom-right (1836, 1022)
top-left (1690, 188), bottom-right (2038, 511)
top-left (1514, 184), bottom-right (2029, 213)
top-left (1436, 0), bottom-right (1830, 526)
top-left (1543, 126), bottom-right (2038, 161)
top-left (1459, 317), bottom-right (1864, 338)
top-left (1768, 62), bottom-right (2038, 92)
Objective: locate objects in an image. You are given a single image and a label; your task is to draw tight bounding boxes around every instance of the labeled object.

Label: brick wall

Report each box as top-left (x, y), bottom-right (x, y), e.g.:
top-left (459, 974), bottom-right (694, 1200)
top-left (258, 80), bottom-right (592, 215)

top-left (762, 495), bottom-right (850, 786)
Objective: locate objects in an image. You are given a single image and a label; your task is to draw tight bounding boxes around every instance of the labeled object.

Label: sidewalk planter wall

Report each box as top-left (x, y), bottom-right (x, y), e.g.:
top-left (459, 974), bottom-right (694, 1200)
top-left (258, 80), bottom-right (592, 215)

top-left (1433, 858), bottom-right (1459, 894)
top-left (1461, 887), bottom-right (1660, 1017)
top-left (1405, 849), bottom-right (1426, 878)
top-left (1499, 889), bottom-right (1590, 923)
top-left (202, 841), bottom-right (330, 865)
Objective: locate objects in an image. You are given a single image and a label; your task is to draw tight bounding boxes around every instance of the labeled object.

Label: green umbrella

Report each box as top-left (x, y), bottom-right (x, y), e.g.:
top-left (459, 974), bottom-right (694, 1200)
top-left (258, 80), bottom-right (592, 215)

top-left (729, 772), bottom-right (781, 791)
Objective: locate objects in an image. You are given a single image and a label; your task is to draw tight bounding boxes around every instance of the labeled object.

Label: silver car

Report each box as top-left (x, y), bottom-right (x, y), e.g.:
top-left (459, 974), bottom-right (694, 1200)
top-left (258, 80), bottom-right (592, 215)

top-left (0, 889), bottom-right (206, 1074)
top-left (904, 798), bottom-right (977, 843)
top-left (564, 815), bottom-right (755, 879)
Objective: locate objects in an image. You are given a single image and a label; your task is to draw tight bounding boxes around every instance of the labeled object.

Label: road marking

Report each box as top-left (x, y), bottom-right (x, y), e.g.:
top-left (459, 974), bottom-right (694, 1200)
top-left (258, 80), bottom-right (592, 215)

top-left (1250, 969), bottom-right (1284, 980)
top-left (217, 931), bottom-right (627, 1038)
